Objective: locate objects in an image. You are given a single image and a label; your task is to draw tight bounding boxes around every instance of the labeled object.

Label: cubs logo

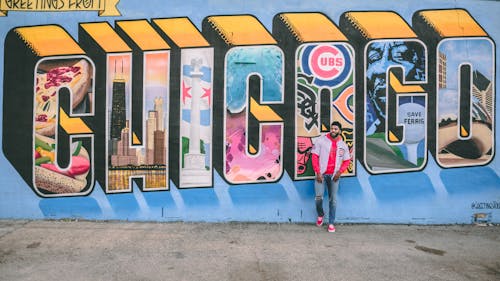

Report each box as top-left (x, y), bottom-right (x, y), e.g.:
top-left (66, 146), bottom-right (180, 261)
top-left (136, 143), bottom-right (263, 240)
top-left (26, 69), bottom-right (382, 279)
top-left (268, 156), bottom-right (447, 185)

top-left (301, 44), bottom-right (352, 87)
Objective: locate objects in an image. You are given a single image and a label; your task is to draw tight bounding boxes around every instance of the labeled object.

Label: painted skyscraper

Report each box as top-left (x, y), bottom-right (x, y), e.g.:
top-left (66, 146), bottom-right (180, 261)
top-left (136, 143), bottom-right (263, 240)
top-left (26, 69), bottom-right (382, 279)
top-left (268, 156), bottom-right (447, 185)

top-left (111, 61), bottom-right (126, 141)
top-left (111, 120), bottom-right (138, 166)
top-left (154, 97), bottom-right (164, 131)
top-left (154, 97), bottom-right (166, 165)
top-left (146, 110), bottom-right (157, 165)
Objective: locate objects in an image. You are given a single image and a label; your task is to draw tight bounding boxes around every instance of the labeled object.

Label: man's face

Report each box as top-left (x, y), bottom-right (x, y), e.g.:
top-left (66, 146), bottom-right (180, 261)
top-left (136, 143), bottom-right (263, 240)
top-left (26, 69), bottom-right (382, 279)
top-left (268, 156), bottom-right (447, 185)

top-left (330, 125), bottom-right (340, 138)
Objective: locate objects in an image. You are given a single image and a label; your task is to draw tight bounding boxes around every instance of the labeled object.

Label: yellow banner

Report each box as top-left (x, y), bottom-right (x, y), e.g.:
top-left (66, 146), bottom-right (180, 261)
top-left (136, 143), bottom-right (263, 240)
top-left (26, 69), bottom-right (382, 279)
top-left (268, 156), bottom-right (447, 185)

top-left (0, 0), bottom-right (120, 16)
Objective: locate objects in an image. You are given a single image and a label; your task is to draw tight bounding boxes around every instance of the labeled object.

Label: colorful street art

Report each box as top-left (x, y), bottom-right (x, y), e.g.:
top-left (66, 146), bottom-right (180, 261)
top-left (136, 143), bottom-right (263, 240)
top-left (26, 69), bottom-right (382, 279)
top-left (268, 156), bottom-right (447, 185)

top-left (224, 46), bottom-right (284, 184)
top-left (295, 43), bottom-right (355, 178)
top-left (34, 56), bottom-right (94, 196)
top-left (363, 39), bottom-right (427, 173)
top-left (436, 38), bottom-right (494, 167)
top-left (179, 49), bottom-right (213, 187)
top-left (0, 2), bottom-right (498, 224)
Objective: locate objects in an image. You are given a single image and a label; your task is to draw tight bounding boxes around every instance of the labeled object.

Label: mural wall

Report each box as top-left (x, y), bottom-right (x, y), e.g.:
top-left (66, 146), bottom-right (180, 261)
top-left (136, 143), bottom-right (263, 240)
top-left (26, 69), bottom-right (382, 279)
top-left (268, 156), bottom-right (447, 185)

top-left (0, 0), bottom-right (499, 224)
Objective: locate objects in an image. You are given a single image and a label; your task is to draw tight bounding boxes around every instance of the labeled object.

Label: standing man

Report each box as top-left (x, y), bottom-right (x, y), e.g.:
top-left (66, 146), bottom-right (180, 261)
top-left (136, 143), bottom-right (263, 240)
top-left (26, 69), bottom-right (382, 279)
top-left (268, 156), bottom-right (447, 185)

top-left (311, 121), bottom-right (351, 232)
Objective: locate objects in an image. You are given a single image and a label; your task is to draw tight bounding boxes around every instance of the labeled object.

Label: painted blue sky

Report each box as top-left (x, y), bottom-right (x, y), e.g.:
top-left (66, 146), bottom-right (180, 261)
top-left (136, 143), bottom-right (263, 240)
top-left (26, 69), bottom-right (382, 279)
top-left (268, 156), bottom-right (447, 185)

top-left (439, 38), bottom-right (494, 88)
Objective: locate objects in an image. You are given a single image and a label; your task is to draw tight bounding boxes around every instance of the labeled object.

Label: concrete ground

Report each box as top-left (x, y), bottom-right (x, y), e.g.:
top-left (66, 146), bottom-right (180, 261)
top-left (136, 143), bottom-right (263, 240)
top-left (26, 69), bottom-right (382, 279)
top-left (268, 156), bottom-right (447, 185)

top-left (0, 220), bottom-right (498, 281)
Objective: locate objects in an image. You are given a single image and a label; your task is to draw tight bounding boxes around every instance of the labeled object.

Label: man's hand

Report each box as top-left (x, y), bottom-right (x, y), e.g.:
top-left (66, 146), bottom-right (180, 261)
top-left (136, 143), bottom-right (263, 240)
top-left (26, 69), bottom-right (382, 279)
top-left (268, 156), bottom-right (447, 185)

top-left (315, 173), bottom-right (323, 183)
top-left (333, 171), bottom-right (341, 182)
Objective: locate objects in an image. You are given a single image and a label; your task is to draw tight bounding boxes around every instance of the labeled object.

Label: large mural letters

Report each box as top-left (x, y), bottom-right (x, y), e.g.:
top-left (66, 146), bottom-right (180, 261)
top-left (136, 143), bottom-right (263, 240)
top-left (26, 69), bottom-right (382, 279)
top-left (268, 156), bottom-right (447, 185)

top-left (176, 49), bottom-right (213, 187)
top-left (223, 46), bottom-right (284, 184)
top-left (340, 11), bottom-right (428, 174)
top-left (3, 25), bottom-right (95, 197)
top-left (273, 12), bottom-right (355, 180)
top-left (413, 9), bottom-right (495, 168)
top-left (203, 15), bottom-right (284, 184)
top-left (151, 18), bottom-right (214, 188)
top-left (35, 56), bottom-right (96, 196)
top-left (114, 20), bottom-right (170, 192)
top-left (79, 21), bottom-right (170, 194)
top-left (1, 8), bottom-right (496, 199)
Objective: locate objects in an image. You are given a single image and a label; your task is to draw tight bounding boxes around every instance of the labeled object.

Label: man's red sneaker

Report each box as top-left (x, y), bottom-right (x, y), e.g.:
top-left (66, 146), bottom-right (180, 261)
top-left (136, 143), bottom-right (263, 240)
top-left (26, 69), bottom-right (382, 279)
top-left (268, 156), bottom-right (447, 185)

top-left (328, 224), bottom-right (336, 233)
top-left (316, 216), bottom-right (324, 227)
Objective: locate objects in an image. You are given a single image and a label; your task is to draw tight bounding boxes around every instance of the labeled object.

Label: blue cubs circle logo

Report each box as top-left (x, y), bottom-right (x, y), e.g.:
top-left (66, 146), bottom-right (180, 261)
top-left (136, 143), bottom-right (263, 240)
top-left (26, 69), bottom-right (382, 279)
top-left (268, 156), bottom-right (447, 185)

top-left (301, 44), bottom-right (352, 87)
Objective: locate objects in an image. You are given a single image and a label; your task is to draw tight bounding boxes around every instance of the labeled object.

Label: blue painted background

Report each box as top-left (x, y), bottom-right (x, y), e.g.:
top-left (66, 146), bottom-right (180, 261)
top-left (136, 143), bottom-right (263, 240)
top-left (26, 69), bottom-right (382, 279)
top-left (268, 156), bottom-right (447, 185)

top-left (0, 0), bottom-right (499, 224)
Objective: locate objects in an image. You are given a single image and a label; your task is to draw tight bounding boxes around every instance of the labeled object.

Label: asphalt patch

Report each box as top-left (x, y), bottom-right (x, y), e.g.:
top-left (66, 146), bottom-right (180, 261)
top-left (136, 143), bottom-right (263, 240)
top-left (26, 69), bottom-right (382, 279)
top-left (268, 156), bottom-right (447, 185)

top-left (27, 241), bottom-right (41, 249)
top-left (414, 245), bottom-right (446, 256)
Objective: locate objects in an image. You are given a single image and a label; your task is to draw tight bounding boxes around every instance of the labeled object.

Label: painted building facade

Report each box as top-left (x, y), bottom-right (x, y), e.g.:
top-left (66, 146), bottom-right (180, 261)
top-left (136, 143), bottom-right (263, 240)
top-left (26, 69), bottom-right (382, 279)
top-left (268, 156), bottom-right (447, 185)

top-left (0, 0), bottom-right (499, 224)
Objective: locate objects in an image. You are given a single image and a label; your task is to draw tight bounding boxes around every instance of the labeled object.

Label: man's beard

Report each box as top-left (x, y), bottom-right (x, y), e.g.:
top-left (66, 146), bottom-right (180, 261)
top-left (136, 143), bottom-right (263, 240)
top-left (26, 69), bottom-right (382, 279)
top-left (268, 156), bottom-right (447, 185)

top-left (330, 132), bottom-right (339, 138)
